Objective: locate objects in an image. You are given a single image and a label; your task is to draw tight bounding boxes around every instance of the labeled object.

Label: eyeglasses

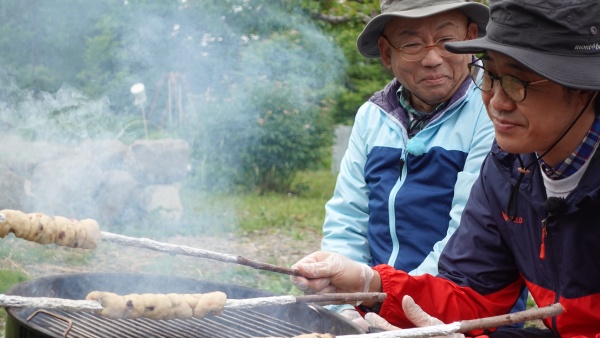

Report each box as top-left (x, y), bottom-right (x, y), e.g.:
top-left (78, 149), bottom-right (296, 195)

top-left (380, 33), bottom-right (466, 62)
top-left (467, 63), bottom-right (549, 102)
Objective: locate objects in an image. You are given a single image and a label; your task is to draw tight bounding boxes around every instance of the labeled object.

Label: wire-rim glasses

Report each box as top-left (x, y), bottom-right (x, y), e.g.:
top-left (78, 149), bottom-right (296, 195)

top-left (467, 62), bottom-right (549, 102)
top-left (380, 33), bottom-right (467, 62)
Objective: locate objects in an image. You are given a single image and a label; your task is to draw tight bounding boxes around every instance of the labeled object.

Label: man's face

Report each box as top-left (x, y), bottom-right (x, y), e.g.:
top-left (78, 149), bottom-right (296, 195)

top-left (481, 51), bottom-right (596, 167)
top-left (378, 11), bottom-right (476, 112)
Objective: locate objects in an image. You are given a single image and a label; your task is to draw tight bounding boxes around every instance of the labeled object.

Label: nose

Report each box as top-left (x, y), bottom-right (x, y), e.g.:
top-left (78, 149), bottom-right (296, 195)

top-left (486, 80), bottom-right (517, 113)
top-left (420, 46), bottom-right (444, 66)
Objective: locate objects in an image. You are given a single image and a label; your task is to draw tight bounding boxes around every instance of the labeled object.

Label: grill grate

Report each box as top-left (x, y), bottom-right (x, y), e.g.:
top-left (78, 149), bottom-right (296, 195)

top-left (6, 273), bottom-right (362, 337)
top-left (21, 308), bottom-right (312, 338)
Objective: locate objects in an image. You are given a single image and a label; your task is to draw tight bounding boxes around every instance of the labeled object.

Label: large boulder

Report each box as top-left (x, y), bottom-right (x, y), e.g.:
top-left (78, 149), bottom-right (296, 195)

top-left (126, 139), bottom-right (190, 184)
top-left (140, 184), bottom-right (184, 221)
top-left (29, 153), bottom-right (103, 219)
top-left (0, 165), bottom-right (26, 210)
top-left (94, 170), bottom-right (139, 227)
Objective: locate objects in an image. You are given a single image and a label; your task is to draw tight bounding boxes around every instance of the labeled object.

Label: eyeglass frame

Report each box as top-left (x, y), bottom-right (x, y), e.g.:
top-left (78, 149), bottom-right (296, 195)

top-left (467, 62), bottom-right (549, 102)
top-left (379, 32), bottom-right (468, 62)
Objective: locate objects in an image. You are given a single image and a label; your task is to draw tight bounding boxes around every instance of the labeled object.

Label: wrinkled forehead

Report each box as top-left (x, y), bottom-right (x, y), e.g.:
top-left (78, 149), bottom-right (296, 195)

top-left (383, 9), bottom-right (469, 37)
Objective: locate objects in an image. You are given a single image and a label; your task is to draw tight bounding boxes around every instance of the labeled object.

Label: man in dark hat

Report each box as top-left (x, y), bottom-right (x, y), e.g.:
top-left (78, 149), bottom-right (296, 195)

top-left (293, 0), bottom-right (600, 336)
top-left (320, 0), bottom-right (507, 329)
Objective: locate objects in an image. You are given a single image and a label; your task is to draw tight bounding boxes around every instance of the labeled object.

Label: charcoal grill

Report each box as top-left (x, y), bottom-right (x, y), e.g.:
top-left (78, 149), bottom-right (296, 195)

top-left (5, 272), bottom-right (363, 337)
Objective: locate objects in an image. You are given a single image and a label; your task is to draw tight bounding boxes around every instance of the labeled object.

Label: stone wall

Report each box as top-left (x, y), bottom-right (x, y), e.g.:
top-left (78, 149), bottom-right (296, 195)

top-left (331, 125), bottom-right (352, 174)
top-left (0, 135), bottom-right (190, 228)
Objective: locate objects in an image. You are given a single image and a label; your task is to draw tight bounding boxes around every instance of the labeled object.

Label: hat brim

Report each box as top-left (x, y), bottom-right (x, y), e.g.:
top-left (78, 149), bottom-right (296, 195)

top-left (445, 37), bottom-right (600, 90)
top-left (356, 2), bottom-right (489, 58)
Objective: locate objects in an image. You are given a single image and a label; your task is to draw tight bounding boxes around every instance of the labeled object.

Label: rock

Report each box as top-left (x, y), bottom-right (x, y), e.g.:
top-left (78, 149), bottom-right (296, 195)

top-left (0, 165), bottom-right (26, 210)
top-left (1, 135), bottom-right (189, 227)
top-left (126, 139), bottom-right (190, 184)
top-left (94, 170), bottom-right (139, 227)
top-left (140, 184), bottom-right (184, 221)
top-left (29, 153), bottom-right (104, 219)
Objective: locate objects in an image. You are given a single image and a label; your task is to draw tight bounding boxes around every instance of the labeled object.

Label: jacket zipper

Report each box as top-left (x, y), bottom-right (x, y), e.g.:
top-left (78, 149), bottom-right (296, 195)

top-left (540, 218), bottom-right (548, 260)
top-left (541, 215), bottom-right (561, 335)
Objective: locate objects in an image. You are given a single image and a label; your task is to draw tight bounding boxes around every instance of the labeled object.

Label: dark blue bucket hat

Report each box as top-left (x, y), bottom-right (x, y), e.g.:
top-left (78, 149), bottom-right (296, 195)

top-left (445, 0), bottom-right (600, 90)
top-left (356, 0), bottom-right (489, 58)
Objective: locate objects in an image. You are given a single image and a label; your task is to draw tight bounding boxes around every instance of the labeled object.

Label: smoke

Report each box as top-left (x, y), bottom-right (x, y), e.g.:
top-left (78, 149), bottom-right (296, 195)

top-left (0, 1), bottom-right (345, 234)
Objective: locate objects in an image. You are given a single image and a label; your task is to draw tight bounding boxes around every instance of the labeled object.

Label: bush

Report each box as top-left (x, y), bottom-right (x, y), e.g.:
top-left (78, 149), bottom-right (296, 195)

top-left (240, 86), bottom-right (332, 193)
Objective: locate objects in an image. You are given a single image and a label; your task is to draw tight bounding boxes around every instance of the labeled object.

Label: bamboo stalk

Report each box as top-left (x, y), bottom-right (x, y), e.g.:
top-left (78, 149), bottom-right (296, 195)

top-left (0, 292), bottom-right (386, 312)
top-left (100, 231), bottom-right (301, 276)
top-left (337, 303), bottom-right (563, 338)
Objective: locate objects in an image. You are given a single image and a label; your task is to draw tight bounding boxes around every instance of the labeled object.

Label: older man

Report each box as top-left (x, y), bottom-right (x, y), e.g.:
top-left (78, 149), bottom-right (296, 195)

top-left (320, 0), bottom-right (525, 330)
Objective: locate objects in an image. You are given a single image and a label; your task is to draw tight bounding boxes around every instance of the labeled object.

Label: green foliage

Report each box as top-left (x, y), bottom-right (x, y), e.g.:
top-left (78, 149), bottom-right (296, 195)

top-left (0, 269), bottom-right (29, 326)
top-left (298, 0), bottom-right (394, 125)
top-left (330, 29), bottom-right (392, 124)
top-left (239, 90), bottom-right (333, 193)
top-left (0, 0), bottom-right (351, 194)
top-left (0, 269), bottom-right (28, 293)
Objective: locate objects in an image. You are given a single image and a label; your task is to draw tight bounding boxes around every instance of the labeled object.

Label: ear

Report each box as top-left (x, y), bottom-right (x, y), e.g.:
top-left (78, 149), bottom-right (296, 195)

top-left (378, 36), bottom-right (393, 69)
top-left (465, 21), bottom-right (479, 40)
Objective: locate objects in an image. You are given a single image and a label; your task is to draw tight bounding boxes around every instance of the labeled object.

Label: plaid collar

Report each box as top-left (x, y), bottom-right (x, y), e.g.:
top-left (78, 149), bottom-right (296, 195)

top-left (539, 114), bottom-right (600, 180)
top-left (398, 87), bottom-right (447, 137)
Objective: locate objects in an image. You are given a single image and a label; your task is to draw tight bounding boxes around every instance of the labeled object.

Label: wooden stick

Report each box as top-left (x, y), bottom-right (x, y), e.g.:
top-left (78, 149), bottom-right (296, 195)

top-left (0, 294), bottom-right (102, 313)
top-left (226, 292), bottom-right (387, 309)
top-left (457, 303), bottom-right (562, 332)
top-left (0, 211), bottom-right (300, 276)
top-left (337, 303), bottom-right (563, 338)
top-left (0, 292), bottom-right (386, 312)
top-left (100, 231), bottom-right (301, 276)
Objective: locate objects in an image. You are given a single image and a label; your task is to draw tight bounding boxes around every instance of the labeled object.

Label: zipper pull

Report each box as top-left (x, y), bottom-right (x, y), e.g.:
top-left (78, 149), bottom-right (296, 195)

top-left (540, 218), bottom-right (548, 260)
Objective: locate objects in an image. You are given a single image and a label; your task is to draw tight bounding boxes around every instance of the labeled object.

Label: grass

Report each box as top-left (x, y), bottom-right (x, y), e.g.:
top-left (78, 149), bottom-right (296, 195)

top-left (0, 268), bottom-right (29, 334)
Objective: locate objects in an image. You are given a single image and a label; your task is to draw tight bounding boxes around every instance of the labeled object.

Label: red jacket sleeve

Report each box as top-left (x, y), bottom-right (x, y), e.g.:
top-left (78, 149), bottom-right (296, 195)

top-left (374, 264), bottom-right (524, 331)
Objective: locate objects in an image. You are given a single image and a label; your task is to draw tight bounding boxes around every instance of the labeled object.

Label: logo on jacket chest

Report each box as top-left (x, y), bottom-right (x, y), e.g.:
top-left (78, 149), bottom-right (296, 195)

top-left (501, 210), bottom-right (523, 224)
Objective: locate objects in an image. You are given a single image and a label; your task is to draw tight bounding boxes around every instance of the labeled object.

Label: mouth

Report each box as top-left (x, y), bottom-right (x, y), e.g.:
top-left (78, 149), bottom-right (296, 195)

top-left (421, 75), bottom-right (447, 85)
top-left (492, 116), bottom-right (520, 132)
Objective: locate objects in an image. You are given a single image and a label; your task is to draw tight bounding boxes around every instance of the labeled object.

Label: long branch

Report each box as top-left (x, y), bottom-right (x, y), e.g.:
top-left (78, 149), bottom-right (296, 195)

top-left (0, 292), bottom-right (386, 312)
top-left (0, 210), bottom-right (302, 276)
top-left (100, 231), bottom-right (301, 276)
top-left (337, 303), bottom-right (563, 338)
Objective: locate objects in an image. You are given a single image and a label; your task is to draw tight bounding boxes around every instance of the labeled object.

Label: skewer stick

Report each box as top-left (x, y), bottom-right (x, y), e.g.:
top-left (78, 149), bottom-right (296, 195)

top-left (337, 303), bottom-right (563, 338)
top-left (100, 231), bottom-right (301, 276)
top-left (226, 292), bottom-right (387, 309)
top-left (0, 210), bottom-right (301, 276)
top-left (0, 292), bottom-right (386, 312)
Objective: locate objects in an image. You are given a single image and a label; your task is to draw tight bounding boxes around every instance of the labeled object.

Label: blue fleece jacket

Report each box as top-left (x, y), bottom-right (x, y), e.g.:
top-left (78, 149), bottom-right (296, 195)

top-left (321, 75), bottom-right (494, 276)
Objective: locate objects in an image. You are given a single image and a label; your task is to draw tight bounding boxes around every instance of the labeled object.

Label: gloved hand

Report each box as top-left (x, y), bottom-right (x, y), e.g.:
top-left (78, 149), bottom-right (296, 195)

top-left (339, 308), bottom-right (369, 332)
top-left (364, 295), bottom-right (465, 338)
top-left (290, 251), bottom-right (375, 296)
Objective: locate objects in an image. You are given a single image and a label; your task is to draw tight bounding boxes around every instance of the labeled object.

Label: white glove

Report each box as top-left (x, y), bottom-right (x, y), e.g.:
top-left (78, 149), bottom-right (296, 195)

top-left (339, 308), bottom-right (369, 332)
top-left (364, 295), bottom-right (465, 338)
top-left (290, 251), bottom-right (375, 296)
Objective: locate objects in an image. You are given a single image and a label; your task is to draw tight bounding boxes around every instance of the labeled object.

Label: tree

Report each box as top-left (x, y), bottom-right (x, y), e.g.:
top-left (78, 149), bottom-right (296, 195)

top-left (296, 0), bottom-right (393, 125)
top-left (0, 0), bottom-right (397, 192)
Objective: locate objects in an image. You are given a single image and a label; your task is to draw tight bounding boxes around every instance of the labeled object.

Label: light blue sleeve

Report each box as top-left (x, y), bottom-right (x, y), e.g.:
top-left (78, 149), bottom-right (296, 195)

top-left (408, 99), bottom-right (495, 276)
top-left (320, 104), bottom-right (372, 265)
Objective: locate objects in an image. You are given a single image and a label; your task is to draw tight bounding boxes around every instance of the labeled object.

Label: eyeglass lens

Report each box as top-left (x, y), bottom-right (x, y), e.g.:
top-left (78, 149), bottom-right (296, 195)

top-left (382, 34), bottom-right (463, 62)
top-left (400, 37), bottom-right (459, 61)
top-left (469, 64), bottom-right (526, 102)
